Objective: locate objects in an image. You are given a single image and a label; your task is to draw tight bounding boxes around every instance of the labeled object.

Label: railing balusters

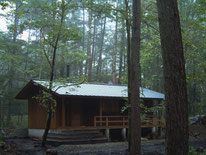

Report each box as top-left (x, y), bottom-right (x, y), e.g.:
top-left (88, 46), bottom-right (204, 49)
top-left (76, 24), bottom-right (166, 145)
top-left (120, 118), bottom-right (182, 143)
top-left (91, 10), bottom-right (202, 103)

top-left (94, 115), bottom-right (164, 128)
top-left (100, 115), bottom-right (102, 126)
top-left (94, 116), bottom-right (96, 127)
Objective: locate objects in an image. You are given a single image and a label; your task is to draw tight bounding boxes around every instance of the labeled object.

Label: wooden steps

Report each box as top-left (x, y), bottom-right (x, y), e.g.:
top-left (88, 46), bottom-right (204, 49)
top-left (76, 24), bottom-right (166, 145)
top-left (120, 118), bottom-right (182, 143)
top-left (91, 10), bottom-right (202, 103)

top-left (47, 130), bottom-right (108, 146)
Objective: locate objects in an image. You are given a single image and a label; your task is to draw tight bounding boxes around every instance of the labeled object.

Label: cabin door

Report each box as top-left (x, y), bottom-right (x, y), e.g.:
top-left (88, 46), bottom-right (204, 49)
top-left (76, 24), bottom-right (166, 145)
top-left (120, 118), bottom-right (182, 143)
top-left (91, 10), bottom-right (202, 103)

top-left (70, 102), bottom-right (81, 127)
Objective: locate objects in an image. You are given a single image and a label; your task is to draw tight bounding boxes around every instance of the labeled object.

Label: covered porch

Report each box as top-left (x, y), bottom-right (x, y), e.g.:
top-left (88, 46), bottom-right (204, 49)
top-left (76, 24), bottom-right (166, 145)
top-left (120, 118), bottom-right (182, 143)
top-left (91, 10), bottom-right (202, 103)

top-left (57, 97), bottom-right (165, 131)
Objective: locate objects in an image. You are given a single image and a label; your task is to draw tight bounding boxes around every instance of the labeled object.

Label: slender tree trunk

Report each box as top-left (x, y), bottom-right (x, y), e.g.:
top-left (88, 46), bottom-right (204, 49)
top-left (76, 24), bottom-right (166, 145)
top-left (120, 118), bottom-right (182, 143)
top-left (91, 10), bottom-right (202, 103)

top-left (124, 0), bottom-right (131, 152)
top-left (82, 6), bottom-right (85, 55)
top-left (130, 0), bottom-right (141, 154)
top-left (119, 18), bottom-right (125, 84)
top-left (7, 0), bottom-right (20, 126)
top-left (190, 59), bottom-right (197, 115)
top-left (41, 44), bottom-right (57, 147)
top-left (96, 16), bottom-right (106, 79)
top-left (24, 28), bottom-right (31, 82)
top-left (0, 100), bottom-right (1, 126)
top-left (59, 22), bottom-right (66, 78)
top-left (38, 54), bottom-right (43, 79)
top-left (91, 18), bottom-right (97, 68)
top-left (85, 10), bottom-right (92, 81)
top-left (123, 52), bottom-right (126, 75)
top-left (79, 5), bottom-right (85, 76)
top-left (52, 0), bottom-right (57, 80)
top-left (156, 0), bottom-right (189, 154)
top-left (59, 46), bottom-right (65, 78)
top-left (112, 1), bottom-right (118, 84)
top-left (41, 0), bottom-right (66, 147)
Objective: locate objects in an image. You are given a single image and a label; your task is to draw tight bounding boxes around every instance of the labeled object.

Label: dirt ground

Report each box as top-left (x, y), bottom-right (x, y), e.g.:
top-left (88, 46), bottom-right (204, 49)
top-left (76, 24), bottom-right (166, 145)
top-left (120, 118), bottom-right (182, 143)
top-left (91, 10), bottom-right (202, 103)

top-left (189, 125), bottom-right (206, 140)
top-left (1, 125), bottom-right (206, 155)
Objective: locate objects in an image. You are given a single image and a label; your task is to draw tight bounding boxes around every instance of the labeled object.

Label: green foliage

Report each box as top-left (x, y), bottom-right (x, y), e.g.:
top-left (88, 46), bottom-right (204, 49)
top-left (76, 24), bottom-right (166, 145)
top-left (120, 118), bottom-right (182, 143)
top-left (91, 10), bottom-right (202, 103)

top-left (189, 147), bottom-right (206, 155)
top-left (178, 0), bottom-right (206, 115)
top-left (32, 76), bottom-right (87, 113)
top-left (82, 0), bottom-right (113, 18)
top-left (0, 2), bottom-right (9, 10)
top-left (139, 0), bottom-right (206, 116)
top-left (10, 115), bottom-right (28, 128)
top-left (189, 147), bottom-right (197, 155)
top-left (33, 90), bottom-right (57, 113)
top-left (121, 98), bottom-right (165, 121)
top-left (0, 115), bottom-right (28, 129)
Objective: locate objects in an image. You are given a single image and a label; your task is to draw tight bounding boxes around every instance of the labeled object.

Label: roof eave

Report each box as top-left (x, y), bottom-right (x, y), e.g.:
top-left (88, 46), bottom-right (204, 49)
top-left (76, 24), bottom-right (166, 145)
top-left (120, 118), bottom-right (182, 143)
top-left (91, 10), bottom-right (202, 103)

top-left (15, 80), bottom-right (34, 99)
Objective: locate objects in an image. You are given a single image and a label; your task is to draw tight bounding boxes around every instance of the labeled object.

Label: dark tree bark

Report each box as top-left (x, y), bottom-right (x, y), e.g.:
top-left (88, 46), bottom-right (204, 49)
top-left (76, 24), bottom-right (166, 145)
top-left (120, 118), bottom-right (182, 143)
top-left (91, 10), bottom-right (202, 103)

top-left (91, 18), bottom-right (97, 68)
top-left (124, 0), bottom-right (131, 151)
top-left (59, 37), bottom-right (67, 78)
top-left (41, 43), bottom-right (57, 147)
top-left (80, 4), bottom-right (85, 76)
top-left (85, 10), bottom-right (92, 82)
top-left (156, 0), bottom-right (189, 154)
top-left (41, 0), bottom-right (66, 147)
top-left (7, 0), bottom-right (20, 126)
top-left (112, 0), bottom-right (119, 84)
top-left (59, 49), bottom-right (65, 78)
top-left (130, 0), bottom-right (141, 154)
top-left (23, 28), bottom-right (32, 82)
top-left (96, 16), bottom-right (106, 79)
top-left (119, 17), bottom-right (125, 84)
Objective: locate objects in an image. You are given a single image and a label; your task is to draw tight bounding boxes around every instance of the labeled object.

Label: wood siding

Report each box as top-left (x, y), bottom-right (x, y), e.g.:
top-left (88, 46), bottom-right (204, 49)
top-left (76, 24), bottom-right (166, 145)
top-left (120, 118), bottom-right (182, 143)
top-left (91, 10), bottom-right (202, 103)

top-left (28, 96), bottom-right (162, 130)
top-left (102, 98), bottom-right (124, 116)
top-left (28, 98), bottom-right (57, 129)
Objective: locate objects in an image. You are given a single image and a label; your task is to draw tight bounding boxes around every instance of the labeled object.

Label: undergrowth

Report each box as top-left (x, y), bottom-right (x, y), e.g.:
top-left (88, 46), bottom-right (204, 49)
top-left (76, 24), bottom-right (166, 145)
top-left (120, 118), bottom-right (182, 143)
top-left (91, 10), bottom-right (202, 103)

top-left (189, 147), bottom-right (206, 155)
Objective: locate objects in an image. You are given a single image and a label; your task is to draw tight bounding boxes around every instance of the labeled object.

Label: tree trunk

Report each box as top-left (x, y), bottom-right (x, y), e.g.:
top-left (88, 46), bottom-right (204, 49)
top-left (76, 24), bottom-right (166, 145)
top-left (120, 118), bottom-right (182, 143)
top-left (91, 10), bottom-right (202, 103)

top-left (130, 0), bottom-right (141, 154)
top-left (41, 0), bottom-right (66, 147)
top-left (91, 18), bottom-right (97, 68)
top-left (59, 50), bottom-right (65, 78)
top-left (112, 2), bottom-right (118, 84)
top-left (41, 41), bottom-right (58, 147)
top-left (7, 0), bottom-right (20, 126)
top-left (156, 0), bottom-right (189, 154)
top-left (86, 10), bottom-right (92, 82)
top-left (124, 0), bottom-right (131, 152)
top-left (80, 5), bottom-right (85, 76)
top-left (24, 28), bottom-right (31, 82)
top-left (96, 16), bottom-right (106, 80)
top-left (119, 17), bottom-right (125, 84)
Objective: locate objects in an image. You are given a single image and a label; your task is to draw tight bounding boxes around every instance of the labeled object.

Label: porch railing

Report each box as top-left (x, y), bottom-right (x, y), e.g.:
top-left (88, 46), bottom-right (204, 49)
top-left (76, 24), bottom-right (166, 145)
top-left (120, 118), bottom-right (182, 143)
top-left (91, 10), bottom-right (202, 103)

top-left (94, 115), bottom-right (165, 128)
top-left (94, 116), bottom-right (128, 128)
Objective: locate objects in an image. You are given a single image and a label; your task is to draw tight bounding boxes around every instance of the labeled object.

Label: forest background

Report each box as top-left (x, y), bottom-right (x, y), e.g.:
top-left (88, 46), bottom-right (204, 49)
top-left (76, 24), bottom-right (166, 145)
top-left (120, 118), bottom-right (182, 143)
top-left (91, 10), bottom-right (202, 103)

top-left (0, 0), bottom-right (205, 129)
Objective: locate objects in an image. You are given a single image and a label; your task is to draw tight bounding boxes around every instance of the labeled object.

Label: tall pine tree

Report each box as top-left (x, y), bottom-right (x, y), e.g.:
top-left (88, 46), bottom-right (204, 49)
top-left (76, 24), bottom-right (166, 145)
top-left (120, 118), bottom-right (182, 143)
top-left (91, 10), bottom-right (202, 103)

top-left (156, 0), bottom-right (189, 154)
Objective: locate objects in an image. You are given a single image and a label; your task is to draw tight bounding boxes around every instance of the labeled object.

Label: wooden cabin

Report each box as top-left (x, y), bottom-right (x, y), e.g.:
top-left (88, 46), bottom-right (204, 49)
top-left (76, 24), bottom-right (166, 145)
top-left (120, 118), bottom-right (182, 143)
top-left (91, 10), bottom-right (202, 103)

top-left (16, 80), bottom-right (165, 141)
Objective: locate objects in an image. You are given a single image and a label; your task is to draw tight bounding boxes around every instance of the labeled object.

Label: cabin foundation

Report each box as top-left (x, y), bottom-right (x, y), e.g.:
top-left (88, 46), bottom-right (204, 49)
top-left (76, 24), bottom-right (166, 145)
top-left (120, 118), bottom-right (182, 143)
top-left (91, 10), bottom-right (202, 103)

top-left (121, 128), bottom-right (126, 141)
top-left (28, 129), bottom-right (44, 137)
top-left (105, 128), bottom-right (110, 141)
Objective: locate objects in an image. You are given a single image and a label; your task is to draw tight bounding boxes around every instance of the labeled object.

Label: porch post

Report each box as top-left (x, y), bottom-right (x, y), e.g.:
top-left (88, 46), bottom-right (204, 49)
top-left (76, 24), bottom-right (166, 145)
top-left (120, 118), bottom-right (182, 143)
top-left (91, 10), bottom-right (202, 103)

top-left (61, 97), bottom-right (66, 128)
top-left (100, 99), bottom-right (103, 126)
top-left (121, 128), bottom-right (126, 141)
top-left (157, 100), bottom-right (162, 137)
top-left (158, 109), bottom-right (162, 137)
top-left (152, 127), bottom-right (156, 139)
top-left (105, 128), bottom-right (110, 141)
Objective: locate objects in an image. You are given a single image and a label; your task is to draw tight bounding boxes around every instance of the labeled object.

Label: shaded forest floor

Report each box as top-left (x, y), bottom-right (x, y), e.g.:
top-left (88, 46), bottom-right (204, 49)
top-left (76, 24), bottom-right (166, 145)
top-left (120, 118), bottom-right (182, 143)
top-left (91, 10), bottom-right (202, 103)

top-left (0, 125), bottom-right (206, 155)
